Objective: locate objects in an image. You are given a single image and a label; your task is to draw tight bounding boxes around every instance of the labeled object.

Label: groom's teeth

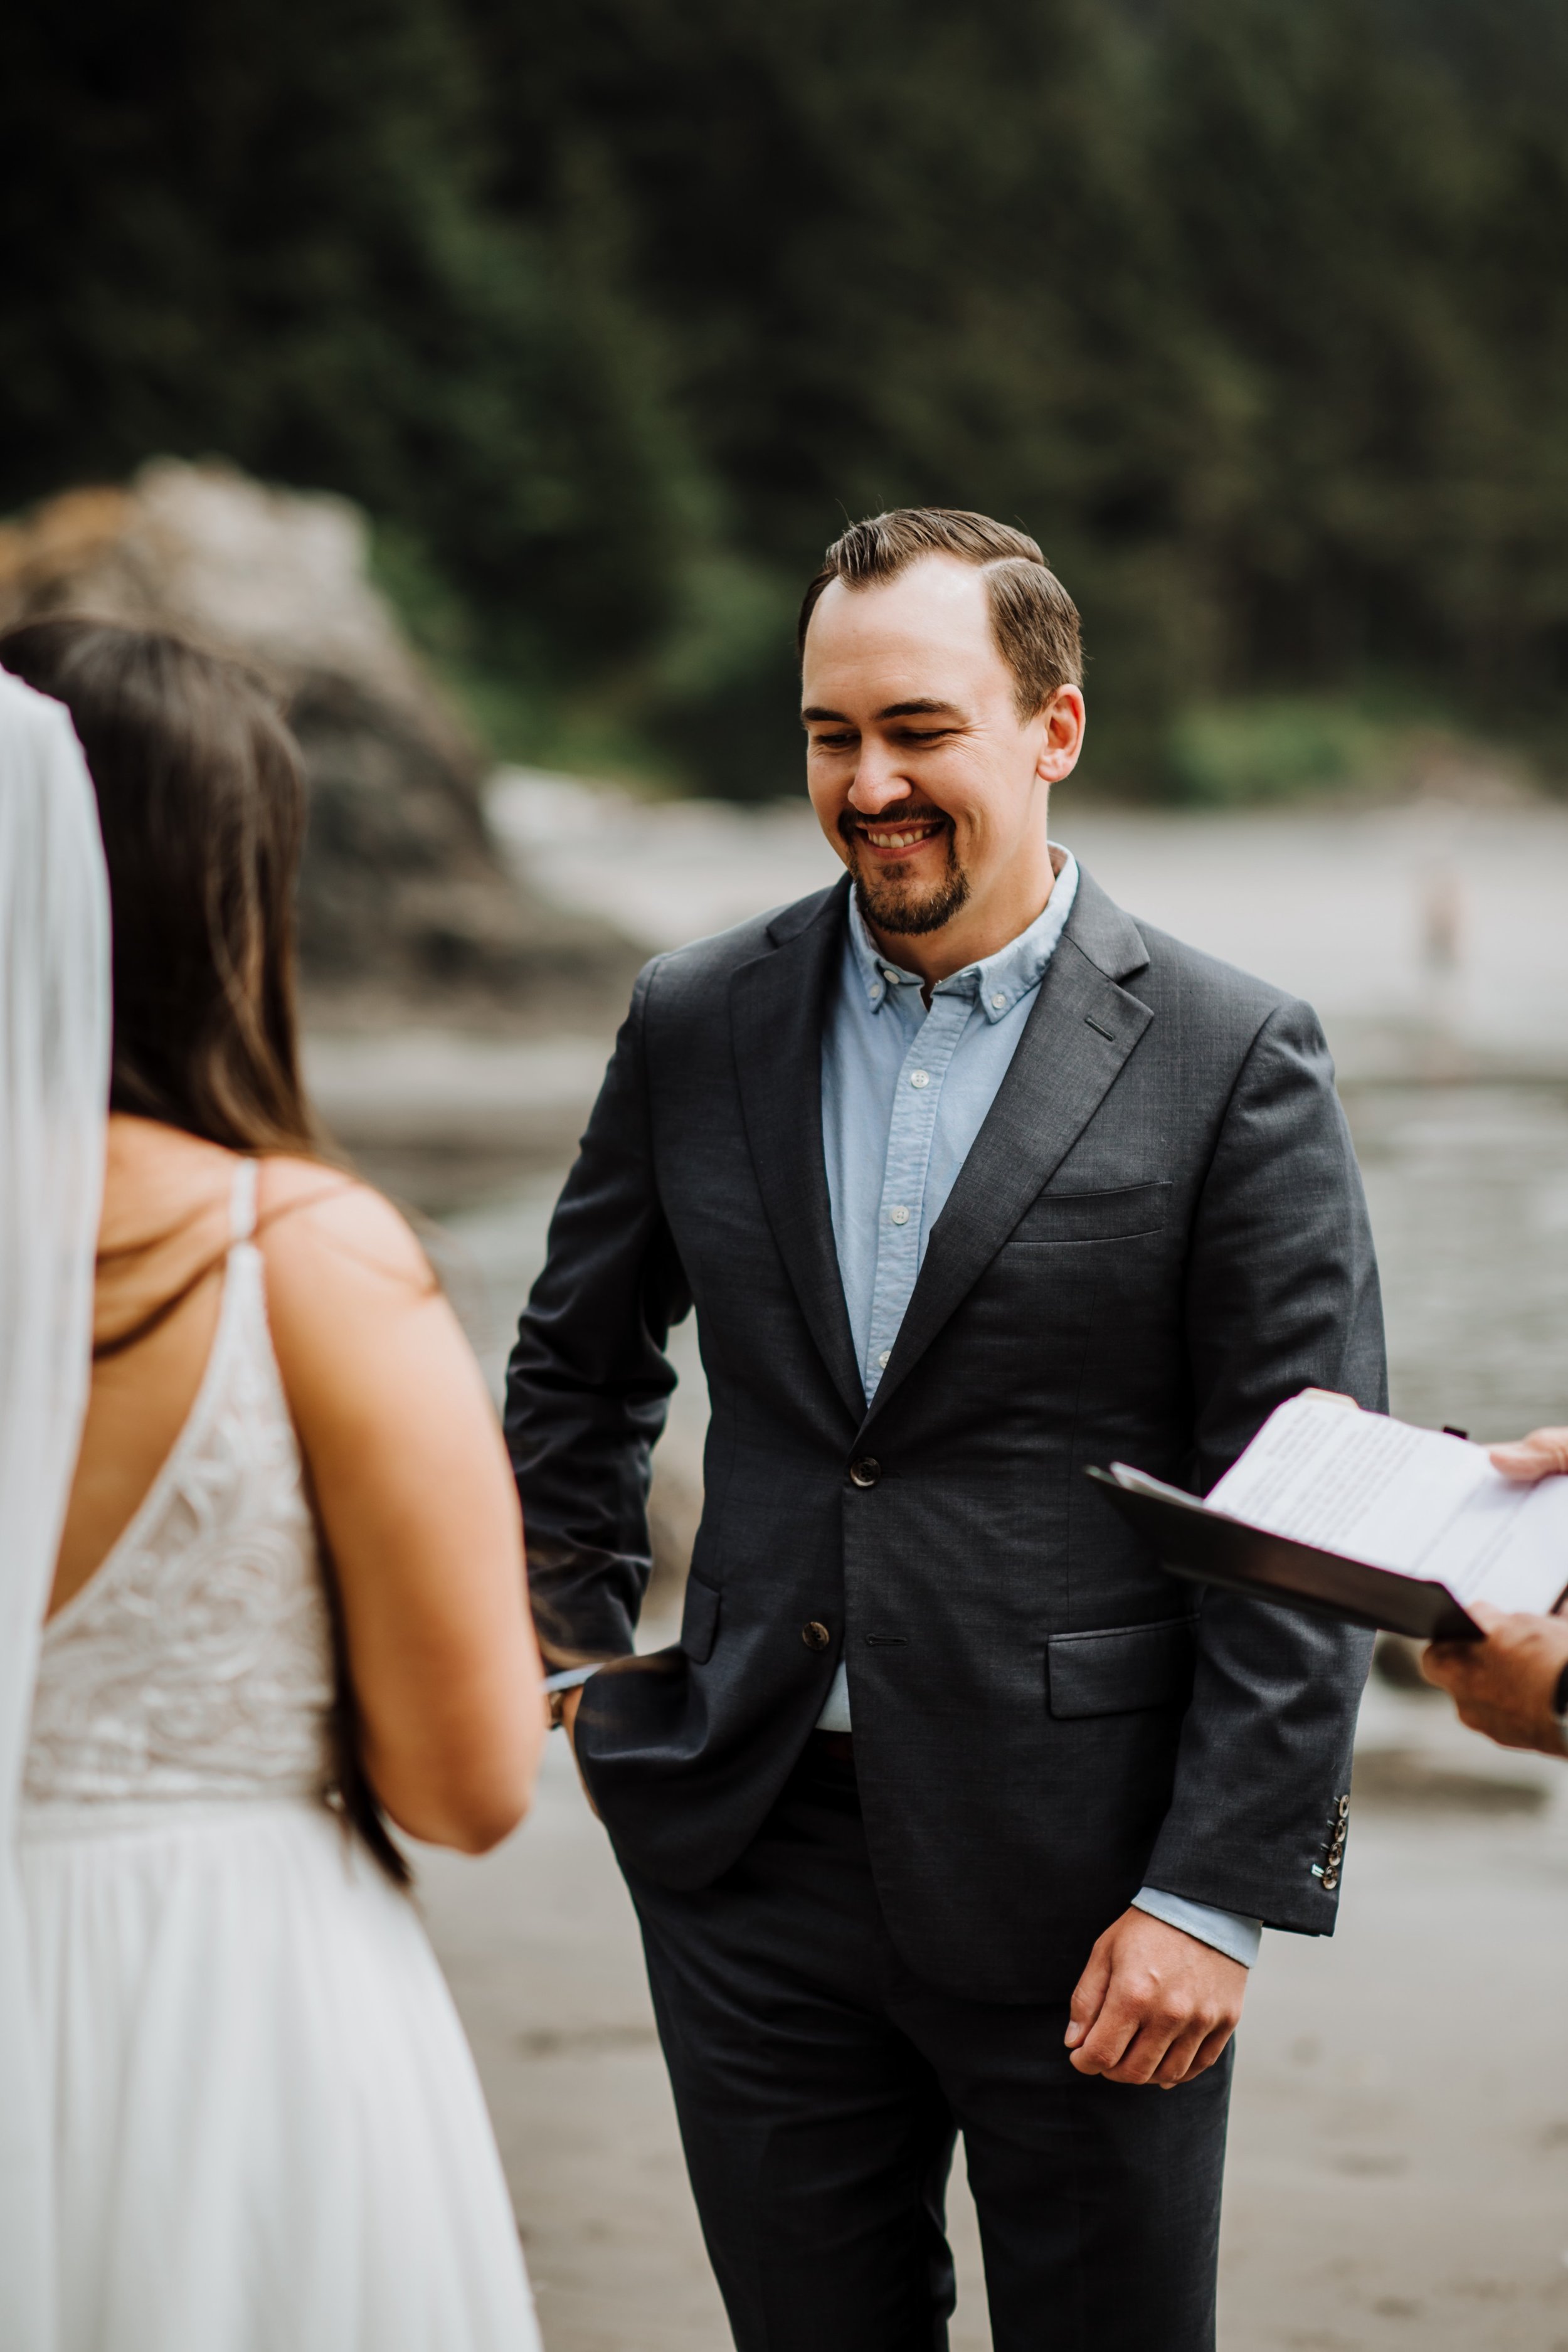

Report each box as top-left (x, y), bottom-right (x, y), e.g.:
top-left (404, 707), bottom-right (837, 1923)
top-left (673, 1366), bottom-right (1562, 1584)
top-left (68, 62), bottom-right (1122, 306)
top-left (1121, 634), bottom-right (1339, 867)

top-left (866, 825), bottom-right (937, 848)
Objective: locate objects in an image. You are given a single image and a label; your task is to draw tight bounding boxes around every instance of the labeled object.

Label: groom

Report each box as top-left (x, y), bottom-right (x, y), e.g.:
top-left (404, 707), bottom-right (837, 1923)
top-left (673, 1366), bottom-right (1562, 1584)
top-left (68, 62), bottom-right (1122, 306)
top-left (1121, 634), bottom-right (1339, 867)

top-left (506, 509), bottom-right (1385, 2350)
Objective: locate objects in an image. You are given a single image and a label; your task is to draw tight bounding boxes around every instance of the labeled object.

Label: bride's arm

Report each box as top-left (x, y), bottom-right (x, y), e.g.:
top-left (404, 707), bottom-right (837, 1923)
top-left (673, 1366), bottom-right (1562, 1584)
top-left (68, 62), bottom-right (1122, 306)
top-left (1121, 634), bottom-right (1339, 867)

top-left (258, 1162), bottom-right (546, 1853)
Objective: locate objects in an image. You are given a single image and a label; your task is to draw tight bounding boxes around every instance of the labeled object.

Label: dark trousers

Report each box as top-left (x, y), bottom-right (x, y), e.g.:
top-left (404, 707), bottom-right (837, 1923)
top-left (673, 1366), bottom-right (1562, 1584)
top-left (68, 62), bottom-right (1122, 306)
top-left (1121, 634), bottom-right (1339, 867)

top-left (623, 1737), bottom-right (1231, 2352)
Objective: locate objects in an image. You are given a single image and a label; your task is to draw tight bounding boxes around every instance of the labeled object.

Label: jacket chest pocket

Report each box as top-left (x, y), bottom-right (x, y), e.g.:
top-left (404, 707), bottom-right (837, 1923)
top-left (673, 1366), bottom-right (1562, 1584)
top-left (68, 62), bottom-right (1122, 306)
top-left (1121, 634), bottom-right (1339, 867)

top-left (1006, 1180), bottom-right (1170, 1247)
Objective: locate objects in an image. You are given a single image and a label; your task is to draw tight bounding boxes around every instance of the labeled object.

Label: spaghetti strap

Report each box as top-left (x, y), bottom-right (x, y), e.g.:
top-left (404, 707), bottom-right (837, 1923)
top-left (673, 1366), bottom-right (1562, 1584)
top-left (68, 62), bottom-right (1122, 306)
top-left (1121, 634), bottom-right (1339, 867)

top-left (229, 1158), bottom-right (260, 1244)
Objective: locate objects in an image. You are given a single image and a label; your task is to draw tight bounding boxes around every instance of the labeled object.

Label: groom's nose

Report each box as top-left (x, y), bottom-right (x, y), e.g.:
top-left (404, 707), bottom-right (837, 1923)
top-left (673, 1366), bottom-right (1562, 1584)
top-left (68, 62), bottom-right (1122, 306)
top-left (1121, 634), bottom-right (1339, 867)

top-left (845, 754), bottom-right (917, 813)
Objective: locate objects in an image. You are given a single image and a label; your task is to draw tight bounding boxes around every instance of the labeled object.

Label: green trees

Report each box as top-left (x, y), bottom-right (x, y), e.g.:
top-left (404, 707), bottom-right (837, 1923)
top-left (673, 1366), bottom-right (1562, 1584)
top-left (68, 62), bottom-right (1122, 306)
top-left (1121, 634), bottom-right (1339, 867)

top-left (4, 0), bottom-right (1566, 792)
top-left (0, 0), bottom-right (700, 694)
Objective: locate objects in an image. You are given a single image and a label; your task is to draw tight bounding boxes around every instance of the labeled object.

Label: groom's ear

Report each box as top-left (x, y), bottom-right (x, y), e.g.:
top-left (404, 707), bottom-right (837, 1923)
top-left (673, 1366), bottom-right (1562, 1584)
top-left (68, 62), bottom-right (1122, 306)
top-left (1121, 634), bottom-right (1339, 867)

top-left (1034, 684), bottom-right (1086, 785)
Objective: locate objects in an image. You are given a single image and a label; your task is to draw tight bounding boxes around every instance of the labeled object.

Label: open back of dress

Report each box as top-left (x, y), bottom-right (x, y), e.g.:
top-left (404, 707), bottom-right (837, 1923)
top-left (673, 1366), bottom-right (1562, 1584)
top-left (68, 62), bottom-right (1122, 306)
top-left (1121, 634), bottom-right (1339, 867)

top-left (28, 1162), bottom-right (336, 1813)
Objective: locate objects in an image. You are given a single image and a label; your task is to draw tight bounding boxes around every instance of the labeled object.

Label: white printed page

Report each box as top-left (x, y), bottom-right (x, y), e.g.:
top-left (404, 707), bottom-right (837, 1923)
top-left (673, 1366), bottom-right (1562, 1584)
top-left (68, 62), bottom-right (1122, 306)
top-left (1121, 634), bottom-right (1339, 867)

top-left (1423, 1473), bottom-right (1568, 1612)
top-left (1206, 1392), bottom-right (1568, 1614)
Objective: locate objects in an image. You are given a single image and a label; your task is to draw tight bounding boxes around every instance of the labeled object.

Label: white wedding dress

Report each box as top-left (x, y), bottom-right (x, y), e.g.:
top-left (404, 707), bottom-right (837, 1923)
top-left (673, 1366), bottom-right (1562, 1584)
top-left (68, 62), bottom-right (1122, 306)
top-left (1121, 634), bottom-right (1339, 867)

top-left (19, 1162), bottom-right (541, 2352)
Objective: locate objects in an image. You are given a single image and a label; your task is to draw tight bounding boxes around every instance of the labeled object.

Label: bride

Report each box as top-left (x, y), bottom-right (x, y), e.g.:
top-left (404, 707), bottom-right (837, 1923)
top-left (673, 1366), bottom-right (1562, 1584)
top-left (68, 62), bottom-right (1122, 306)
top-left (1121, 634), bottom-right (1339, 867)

top-left (1, 618), bottom-right (547, 2351)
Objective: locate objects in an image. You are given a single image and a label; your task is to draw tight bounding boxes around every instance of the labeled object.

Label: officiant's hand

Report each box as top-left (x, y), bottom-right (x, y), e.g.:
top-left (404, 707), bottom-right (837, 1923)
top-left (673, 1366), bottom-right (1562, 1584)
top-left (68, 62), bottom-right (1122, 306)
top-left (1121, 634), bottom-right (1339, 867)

top-left (1064, 1909), bottom-right (1247, 2087)
top-left (1421, 1600), bottom-right (1568, 1757)
top-left (1490, 1426), bottom-right (1568, 1482)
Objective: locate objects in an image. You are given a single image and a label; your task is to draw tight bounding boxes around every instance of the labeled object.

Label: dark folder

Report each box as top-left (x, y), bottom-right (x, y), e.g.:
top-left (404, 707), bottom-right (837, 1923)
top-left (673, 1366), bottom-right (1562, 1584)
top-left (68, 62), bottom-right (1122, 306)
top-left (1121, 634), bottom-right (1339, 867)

top-left (1085, 1465), bottom-right (1486, 1642)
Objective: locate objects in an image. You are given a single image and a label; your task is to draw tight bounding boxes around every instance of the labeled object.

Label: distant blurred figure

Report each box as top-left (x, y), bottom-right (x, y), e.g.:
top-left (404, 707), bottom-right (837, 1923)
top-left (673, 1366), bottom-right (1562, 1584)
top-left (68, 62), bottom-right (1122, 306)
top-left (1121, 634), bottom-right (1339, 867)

top-left (1422, 1428), bottom-right (1568, 1754)
top-left (1419, 863), bottom-right (1463, 975)
top-left (1, 620), bottom-right (546, 2352)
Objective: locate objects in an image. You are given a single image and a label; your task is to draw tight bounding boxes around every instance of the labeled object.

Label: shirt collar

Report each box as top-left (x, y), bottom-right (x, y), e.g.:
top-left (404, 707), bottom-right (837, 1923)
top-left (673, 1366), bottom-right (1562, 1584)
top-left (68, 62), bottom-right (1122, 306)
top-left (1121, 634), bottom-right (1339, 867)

top-left (847, 849), bottom-right (1080, 1022)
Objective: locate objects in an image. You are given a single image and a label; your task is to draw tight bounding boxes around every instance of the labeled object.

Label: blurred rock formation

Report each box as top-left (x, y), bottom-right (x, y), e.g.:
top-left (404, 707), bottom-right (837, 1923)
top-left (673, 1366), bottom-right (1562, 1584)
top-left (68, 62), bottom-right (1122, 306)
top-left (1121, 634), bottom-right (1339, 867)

top-left (0, 461), bottom-right (641, 1021)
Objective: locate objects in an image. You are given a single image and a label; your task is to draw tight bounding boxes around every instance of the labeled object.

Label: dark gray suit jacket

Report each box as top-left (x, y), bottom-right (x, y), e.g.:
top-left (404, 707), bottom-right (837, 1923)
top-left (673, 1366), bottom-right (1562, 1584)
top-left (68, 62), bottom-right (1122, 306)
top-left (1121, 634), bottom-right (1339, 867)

top-left (505, 867), bottom-right (1385, 2003)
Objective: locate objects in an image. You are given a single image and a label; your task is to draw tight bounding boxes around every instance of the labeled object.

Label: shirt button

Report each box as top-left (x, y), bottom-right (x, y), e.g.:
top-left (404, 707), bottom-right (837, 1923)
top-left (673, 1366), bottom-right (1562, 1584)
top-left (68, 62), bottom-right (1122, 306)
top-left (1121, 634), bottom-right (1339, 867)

top-left (889, 1204), bottom-right (909, 1226)
top-left (909, 1069), bottom-right (930, 1089)
top-left (990, 992), bottom-right (1007, 1010)
top-left (877, 1348), bottom-right (891, 1369)
top-left (869, 983), bottom-right (882, 1000)
top-left (849, 1457), bottom-right (881, 1488)
top-left (801, 1619), bottom-right (832, 1652)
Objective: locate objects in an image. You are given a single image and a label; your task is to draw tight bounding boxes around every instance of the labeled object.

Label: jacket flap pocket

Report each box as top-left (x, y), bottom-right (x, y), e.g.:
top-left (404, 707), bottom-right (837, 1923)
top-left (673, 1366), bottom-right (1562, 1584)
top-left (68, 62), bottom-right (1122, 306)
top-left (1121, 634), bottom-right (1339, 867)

top-left (1047, 1615), bottom-right (1195, 1719)
top-left (680, 1574), bottom-right (721, 1663)
top-left (1008, 1180), bottom-right (1170, 1246)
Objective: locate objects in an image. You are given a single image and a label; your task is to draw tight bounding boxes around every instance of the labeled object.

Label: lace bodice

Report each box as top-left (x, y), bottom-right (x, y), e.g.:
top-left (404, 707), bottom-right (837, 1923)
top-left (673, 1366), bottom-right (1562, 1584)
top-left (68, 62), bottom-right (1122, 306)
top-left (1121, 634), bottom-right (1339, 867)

top-left (24, 1162), bottom-right (337, 1811)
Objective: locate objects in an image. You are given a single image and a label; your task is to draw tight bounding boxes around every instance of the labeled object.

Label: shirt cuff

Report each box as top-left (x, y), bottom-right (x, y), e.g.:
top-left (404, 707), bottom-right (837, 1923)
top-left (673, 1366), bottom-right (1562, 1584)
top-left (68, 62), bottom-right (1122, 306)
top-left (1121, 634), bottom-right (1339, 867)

top-left (1131, 1887), bottom-right (1262, 1968)
top-left (541, 1664), bottom-right (602, 1695)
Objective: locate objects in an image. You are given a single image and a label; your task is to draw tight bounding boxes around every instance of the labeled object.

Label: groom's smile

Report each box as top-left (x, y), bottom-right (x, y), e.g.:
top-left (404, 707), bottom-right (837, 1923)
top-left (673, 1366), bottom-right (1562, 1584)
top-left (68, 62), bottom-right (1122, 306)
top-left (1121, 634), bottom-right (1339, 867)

top-left (851, 810), bottom-right (948, 859)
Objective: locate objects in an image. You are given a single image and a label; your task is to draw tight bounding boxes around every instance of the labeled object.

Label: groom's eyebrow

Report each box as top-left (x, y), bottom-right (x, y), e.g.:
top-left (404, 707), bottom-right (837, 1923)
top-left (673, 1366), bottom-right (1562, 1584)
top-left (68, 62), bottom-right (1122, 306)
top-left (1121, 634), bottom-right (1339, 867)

top-left (800, 697), bottom-right (965, 723)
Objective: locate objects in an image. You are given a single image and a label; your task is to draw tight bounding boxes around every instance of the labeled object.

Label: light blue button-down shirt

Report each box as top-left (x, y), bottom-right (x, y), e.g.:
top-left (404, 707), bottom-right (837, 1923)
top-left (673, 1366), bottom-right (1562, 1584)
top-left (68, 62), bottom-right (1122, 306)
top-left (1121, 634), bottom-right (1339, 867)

top-left (816, 852), bottom-right (1261, 1969)
top-left (822, 857), bottom-right (1083, 1402)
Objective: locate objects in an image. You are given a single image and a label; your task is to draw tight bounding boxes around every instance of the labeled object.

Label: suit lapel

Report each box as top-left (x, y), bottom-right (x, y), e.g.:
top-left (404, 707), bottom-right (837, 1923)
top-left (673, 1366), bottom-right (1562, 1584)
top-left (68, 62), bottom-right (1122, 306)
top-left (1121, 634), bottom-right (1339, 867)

top-left (860, 868), bottom-right (1153, 1434)
top-left (731, 878), bottom-right (864, 1422)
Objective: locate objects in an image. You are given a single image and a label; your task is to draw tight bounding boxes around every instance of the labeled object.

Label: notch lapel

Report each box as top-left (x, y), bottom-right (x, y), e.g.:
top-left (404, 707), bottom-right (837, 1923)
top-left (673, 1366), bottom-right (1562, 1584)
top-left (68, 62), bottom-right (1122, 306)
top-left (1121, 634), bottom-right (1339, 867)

top-left (860, 869), bottom-right (1153, 1434)
top-left (731, 877), bottom-right (864, 1422)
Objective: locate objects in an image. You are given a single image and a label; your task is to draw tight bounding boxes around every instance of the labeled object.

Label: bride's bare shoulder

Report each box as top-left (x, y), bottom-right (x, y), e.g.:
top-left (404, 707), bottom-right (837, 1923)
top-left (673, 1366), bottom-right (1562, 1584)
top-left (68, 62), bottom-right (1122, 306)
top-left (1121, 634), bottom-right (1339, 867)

top-left (255, 1159), bottom-right (465, 1434)
top-left (255, 1156), bottom-right (434, 1301)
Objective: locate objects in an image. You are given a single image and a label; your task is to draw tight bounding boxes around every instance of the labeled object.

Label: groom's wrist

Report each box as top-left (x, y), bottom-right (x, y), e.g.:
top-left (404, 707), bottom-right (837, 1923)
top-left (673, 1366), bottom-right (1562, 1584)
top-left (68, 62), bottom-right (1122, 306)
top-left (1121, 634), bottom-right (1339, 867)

top-left (543, 1663), bottom-right (600, 1730)
top-left (1130, 1886), bottom-right (1261, 1968)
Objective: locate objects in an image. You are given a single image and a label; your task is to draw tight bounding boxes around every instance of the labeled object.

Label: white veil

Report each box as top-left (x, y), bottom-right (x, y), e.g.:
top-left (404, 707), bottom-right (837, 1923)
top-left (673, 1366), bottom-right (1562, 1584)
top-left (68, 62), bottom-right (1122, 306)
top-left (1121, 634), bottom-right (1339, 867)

top-left (0, 670), bottom-right (110, 2348)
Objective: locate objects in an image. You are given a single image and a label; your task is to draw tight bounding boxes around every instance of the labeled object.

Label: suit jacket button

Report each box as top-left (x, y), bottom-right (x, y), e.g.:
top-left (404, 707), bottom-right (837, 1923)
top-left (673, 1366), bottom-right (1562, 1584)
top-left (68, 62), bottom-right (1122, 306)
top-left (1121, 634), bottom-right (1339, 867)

top-left (802, 1620), bottom-right (832, 1651)
top-left (849, 1457), bottom-right (881, 1488)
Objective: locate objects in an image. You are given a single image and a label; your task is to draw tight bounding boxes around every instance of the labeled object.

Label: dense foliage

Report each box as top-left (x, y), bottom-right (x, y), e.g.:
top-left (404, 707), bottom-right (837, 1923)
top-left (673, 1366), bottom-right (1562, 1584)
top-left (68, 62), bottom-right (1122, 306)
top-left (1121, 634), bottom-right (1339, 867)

top-left (4, 0), bottom-right (1567, 793)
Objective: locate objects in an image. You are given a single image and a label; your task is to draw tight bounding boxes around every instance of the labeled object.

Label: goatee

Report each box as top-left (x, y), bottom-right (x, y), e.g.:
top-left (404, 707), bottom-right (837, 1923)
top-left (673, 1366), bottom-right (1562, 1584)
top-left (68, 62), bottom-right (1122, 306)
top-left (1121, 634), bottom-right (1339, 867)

top-left (840, 810), bottom-right (971, 936)
top-left (853, 867), bottom-right (971, 936)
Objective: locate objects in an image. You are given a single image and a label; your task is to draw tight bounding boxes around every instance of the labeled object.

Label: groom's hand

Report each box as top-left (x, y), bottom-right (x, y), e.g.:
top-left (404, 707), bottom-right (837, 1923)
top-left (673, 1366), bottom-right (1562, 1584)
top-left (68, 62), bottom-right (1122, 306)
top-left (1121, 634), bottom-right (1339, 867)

top-left (1064, 1909), bottom-right (1247, 2087)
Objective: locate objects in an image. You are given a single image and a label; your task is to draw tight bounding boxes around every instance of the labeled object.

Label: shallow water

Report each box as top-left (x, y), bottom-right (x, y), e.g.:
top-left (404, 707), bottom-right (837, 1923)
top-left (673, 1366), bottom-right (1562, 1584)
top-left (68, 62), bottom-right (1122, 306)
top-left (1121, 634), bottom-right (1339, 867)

top-left (1350, 1081), bottom-right (1568, 1441)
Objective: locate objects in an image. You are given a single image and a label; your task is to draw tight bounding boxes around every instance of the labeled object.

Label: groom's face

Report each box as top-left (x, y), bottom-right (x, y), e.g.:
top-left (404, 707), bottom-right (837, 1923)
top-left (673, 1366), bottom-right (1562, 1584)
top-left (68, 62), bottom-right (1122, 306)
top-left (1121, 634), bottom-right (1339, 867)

top-left (801, 555), bottom-right (1080, 943)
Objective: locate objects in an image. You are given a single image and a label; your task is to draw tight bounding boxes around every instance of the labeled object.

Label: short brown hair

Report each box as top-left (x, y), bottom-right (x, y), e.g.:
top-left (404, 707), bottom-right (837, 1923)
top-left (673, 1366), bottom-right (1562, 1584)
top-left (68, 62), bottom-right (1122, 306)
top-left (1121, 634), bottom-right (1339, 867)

top-left (797, 508), bottom-right (1083, 716)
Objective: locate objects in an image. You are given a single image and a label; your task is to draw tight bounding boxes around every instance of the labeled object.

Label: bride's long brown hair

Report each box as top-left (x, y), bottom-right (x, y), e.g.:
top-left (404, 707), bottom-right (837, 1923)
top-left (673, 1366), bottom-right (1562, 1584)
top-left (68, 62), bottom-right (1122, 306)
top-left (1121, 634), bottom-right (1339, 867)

top-left (0, 616), bottom-right (410, 1883)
